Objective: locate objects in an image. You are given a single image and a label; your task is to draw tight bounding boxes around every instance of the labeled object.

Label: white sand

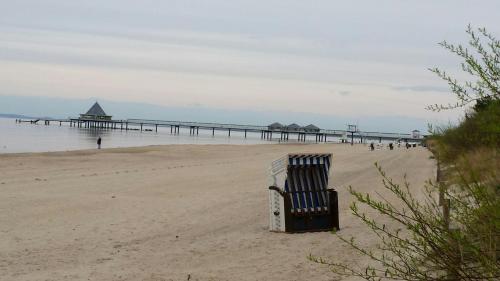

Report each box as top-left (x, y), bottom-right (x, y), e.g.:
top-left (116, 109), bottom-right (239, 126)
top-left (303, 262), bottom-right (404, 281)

top-left (0, 144), bottom-right (435, 281)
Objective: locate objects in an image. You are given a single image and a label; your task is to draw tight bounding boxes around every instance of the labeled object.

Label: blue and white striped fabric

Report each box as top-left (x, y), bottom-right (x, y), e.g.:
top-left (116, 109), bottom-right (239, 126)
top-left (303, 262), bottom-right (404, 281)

top-left (284, 154), bottom-right (332, 214)
top-left (288, 154), bottom-right (330, 166)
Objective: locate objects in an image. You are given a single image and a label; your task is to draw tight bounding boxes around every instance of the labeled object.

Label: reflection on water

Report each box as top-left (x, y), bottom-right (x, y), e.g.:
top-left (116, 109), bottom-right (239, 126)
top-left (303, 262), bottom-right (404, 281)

top-left (0, 117), bottom-right (278, 153)
top-left (80, 127), bottom-right (112, 139)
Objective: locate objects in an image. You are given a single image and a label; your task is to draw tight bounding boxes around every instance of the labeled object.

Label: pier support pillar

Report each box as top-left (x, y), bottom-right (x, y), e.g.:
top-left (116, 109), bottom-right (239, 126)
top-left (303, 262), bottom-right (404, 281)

top-left (244, 129), bottom-right (247, 138)
top-left (228, 129), bottom-right (231, 137)
top-left (212, 128), bottom-right (215, 136)
top-left (155, 124), bottom-right (158, 132)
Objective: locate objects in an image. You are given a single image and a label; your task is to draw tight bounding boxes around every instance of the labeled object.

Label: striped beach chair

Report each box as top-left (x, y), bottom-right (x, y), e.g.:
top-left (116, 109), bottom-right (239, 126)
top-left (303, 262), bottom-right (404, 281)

top-left (268, 154), bottom-right (339, 232)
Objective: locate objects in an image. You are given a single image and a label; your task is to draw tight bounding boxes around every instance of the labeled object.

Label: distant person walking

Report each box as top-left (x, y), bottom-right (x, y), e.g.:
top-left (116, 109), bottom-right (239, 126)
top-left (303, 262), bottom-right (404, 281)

top-left (97, 137), bottom-right (102, 149)
top-left (370, 142), bottom-right (374, 151)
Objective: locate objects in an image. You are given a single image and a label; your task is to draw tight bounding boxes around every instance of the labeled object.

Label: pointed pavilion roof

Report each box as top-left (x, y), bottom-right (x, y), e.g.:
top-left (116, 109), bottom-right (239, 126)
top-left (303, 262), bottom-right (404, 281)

top-left (85, 102), bottom-right (107, 116)
top-left (287, 123), bottom-right (301, 129)
top-left (268, 122), bottom-right (284, 127)
top-left (304, 124), bottom-right (320, 130)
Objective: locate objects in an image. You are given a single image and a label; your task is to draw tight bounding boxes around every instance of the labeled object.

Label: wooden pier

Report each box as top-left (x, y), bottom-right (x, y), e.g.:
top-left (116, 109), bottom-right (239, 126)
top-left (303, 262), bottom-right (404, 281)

top-left (14, 117), bottom-right (423, 144)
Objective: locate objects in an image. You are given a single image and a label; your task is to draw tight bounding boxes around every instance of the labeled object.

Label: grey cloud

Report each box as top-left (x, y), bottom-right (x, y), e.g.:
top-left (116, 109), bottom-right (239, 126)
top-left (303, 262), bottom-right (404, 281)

top-left (1, 0), bottom-right (498, 127)
top-left (393, 85), bottom-right (450, 93)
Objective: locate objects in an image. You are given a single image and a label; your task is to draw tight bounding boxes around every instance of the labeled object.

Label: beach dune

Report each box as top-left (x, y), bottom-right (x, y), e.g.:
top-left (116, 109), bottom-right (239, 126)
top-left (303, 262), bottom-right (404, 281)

top-left (0, 144), bottom-right (435, 281)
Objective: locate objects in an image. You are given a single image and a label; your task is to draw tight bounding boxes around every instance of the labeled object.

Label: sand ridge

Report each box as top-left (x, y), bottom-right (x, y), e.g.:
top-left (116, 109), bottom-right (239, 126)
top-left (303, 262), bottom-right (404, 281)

top-left (0, 144), bottom-right (435, 281)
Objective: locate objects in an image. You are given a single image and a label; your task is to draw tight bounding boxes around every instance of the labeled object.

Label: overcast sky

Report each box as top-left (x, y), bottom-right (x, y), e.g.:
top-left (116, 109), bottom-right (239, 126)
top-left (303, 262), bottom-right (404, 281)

top-left (1, 1), bottom-right (499, 130)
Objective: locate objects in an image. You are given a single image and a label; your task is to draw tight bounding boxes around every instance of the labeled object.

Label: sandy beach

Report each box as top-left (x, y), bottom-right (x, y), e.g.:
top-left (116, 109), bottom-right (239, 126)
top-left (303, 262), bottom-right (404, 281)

top-left (0, 144), bottom-right (435, 281)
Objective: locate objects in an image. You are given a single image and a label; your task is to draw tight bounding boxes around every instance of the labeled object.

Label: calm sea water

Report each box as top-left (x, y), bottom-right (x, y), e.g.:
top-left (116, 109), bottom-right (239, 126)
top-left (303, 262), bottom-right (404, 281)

top-left (0, 117), bottom-right (283, 154)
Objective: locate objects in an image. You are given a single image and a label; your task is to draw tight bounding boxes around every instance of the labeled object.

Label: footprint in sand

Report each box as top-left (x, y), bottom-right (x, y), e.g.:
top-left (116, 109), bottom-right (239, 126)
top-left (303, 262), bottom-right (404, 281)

top-left (95, 257), bottom-right (113, 263)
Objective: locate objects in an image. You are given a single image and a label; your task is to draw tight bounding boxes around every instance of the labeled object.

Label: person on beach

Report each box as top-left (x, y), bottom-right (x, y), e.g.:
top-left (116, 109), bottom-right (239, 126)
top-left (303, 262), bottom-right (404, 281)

top-left (370, 142), bottom-right (374, 151)
top-left (97, 137), bottom-right (102, 149)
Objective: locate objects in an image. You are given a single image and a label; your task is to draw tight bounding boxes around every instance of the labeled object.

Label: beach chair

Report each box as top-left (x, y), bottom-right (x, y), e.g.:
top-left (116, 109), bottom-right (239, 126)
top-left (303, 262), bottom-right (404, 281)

top-left (268, 154), bottom-right (339, 232)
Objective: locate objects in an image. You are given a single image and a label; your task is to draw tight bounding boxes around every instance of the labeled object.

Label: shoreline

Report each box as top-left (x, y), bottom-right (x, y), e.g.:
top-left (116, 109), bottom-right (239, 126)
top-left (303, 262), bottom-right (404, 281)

top-left (0, 141), bottom-right (327, 157)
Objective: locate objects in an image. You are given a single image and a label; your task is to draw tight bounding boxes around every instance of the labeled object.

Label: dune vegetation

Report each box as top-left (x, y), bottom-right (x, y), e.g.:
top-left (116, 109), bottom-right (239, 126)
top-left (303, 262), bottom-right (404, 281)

top-left (312, 25), bottom-right (500, 280)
